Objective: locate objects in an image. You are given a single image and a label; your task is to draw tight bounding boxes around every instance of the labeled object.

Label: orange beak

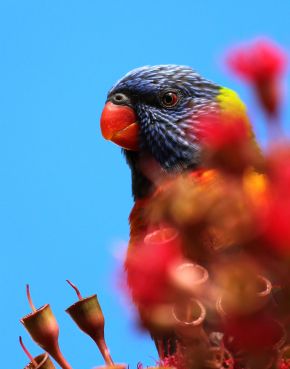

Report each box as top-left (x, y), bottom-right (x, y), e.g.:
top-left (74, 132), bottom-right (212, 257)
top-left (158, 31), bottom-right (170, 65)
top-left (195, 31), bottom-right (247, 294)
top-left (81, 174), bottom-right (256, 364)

top-left (100, 101), bottom-right (139, 151)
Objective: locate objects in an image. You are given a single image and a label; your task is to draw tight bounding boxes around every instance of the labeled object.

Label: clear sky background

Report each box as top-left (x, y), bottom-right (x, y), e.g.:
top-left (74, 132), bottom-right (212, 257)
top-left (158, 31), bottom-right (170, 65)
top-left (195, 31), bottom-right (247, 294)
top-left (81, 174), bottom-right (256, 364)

top-left (0, 1), bottom-right (289, 368)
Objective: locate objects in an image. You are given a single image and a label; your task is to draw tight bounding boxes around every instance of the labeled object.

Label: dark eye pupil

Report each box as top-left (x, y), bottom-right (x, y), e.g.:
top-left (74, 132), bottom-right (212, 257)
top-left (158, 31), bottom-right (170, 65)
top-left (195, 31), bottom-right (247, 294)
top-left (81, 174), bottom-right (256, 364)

top-left (162, 92), bottom-right (178, 106)
top-left (165, 94), bottom-right (173, 103)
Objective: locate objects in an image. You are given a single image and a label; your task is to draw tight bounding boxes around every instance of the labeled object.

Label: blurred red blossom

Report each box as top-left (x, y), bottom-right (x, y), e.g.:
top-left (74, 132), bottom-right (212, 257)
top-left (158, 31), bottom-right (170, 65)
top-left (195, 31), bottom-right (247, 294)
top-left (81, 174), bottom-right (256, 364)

top-left (280, 361), bottom-right (290, 369)
top-left (222, 312), bottom-right (284, 352)
top-left (126, 228), bottom-right (183, 306)
top-left (227, 39), bottom-right (288, 117)
top-left (159, 350), bottom-right (185, 369)
top-left (257, 194), bottom-right (290, 254)
top-left (198, 113), bottom-right (249, 150)
top-left (278, 346), bottom-right (290, 369)
top-left (253, 145), bottom-right (290, 254)
top-left (266, 145), bottom-right (290, 193)
top-left (196, 112), bottom-right (260, 174)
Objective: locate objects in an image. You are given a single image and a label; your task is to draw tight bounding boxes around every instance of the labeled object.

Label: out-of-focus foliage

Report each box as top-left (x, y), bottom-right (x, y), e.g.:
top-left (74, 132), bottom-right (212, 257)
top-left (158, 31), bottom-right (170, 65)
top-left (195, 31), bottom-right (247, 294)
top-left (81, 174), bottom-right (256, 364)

top-left (123, 39), bottom-right (290, 369)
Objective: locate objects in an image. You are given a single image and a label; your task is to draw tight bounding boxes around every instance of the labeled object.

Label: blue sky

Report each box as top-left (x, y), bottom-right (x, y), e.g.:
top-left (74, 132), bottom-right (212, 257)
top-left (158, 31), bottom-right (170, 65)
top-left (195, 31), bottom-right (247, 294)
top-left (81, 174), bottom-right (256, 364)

top-left (0, 1), bottom-right (289, 368)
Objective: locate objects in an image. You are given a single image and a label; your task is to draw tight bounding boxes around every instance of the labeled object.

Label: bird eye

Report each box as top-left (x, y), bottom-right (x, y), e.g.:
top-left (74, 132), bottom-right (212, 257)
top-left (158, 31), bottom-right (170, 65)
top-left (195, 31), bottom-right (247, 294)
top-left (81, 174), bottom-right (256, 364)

top-left (161, 91), bottom-right (179, 107)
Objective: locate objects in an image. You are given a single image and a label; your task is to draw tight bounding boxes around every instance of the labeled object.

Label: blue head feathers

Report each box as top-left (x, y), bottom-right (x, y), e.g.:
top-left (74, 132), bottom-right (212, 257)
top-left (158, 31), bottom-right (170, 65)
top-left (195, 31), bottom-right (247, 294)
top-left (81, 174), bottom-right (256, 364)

top-left (108, 65), bottom-right (220, 172)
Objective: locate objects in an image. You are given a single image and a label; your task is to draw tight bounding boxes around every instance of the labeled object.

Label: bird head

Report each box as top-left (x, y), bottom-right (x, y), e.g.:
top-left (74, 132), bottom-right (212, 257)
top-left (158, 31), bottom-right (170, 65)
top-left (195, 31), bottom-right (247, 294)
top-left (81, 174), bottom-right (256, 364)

top-left (100, 65), bottom-right (221, 171)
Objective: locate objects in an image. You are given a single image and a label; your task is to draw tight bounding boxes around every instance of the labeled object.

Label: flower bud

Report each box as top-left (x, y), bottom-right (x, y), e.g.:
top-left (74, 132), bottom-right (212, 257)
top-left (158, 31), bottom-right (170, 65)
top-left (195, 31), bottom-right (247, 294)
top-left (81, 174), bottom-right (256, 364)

top-left (171, 262), bottom-right (209, 298)
top-left (172, 298), bottom-right (208, 346)
top-left (66, 294), bottom-right (104, 338)
top-left (21, 304), bottom-right (59, 352)
top-left (171, 299), bottom-right (212, 369)
top-left (66, 281), bottom-right (113, 366)
top-left (217, 274), bottom-right (272, 316)
top-left (227, 38), bottom-right (287, 119)
top-left (24, 354), bottom-right (56, 369)
top-left (20, 285), bottom-right (72, 369)
top-left (19, 336), bottom-right (56, 369)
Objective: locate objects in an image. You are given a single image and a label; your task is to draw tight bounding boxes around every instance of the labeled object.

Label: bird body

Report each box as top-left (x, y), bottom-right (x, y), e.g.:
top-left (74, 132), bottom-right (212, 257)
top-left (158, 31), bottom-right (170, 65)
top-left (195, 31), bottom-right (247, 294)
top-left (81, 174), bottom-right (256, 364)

top-left (100, 65), bottom-right (259, 357)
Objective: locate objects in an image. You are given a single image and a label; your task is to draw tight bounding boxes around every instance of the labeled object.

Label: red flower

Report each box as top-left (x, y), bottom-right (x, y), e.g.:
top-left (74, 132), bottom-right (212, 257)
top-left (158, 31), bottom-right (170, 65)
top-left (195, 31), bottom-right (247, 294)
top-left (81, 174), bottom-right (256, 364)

top-left (227, 39), bottom-right (287, 117)
top-left (159, 350), bottom-right (185, 369)
top-left (196, 113), bottom-right (259, 174)
top-left (260, 198), bottom-right (290, 253)
top-left (223, 312), bottom-right (284, 352)
top-left (199, 113), bottom-right (249, 149)
top-left (266, 145), bottom-right (290, 194)
top-left (278, 347), bottom-right (290, 369)
top-left (280, 361), bottom-right (290, 369)
top-left (126, 228), bottom-right (182, 306)
top-left (255, 146), bottom-right (290, 253)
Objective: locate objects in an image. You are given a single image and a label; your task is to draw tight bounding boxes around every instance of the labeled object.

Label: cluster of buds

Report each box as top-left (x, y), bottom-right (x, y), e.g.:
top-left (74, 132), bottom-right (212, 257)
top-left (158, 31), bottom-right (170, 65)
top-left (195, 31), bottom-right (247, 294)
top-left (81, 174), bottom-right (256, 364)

top-left (123, 39), bottom-right (290, 369)
top-left (227, 38), bottom-right (287, 120)
top-left (19, 283), bottom-right (123, 369)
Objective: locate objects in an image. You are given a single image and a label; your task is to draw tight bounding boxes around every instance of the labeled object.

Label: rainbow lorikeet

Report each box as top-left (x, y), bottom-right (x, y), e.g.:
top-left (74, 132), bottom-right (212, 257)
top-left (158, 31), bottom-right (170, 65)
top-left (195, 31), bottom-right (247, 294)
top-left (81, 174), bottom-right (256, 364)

top-left (100, 65), bottom-right (258, 355)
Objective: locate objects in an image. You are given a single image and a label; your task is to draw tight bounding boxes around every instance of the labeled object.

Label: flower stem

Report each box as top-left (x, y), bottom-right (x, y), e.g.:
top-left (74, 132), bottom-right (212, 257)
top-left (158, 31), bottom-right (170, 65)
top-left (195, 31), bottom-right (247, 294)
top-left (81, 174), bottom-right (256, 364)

top-left (49, 341), bottom-right (73, 369)
top-left (26, 284), bottom-right (36, 312)
top-left (19, 336), bottom-right (38, 368)
top-left (92, 336), bottom-right (114, 366)
top-left (66, 280), bottom-right (83, 300)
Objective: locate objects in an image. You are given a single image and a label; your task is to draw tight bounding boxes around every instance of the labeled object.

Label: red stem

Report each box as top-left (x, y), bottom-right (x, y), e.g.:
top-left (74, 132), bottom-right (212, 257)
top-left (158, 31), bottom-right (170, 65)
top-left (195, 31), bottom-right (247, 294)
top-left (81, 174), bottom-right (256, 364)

top-left (19, 336), bottom-right (38, 368)
top-left (49, 341), bottom-right (73, 369)
top-left (26, 284), bottom-right (36, 312)
top-left (66, 280), bottom-right (83, 300)
top-left (92, 336), bottom-right (114, 366)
